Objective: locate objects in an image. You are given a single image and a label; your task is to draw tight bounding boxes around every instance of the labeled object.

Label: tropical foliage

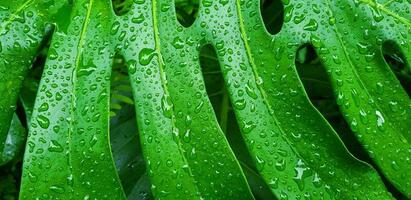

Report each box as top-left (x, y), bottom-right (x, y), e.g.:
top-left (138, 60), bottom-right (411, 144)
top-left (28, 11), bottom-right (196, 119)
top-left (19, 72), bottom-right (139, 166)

top-left (0, 0), bottom-right (410, 199)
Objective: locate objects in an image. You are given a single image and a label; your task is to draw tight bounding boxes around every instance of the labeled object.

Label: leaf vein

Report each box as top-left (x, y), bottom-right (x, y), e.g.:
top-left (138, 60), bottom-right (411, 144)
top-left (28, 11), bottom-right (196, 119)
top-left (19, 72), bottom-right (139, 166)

top-left (151, 0), bottom-right (201, 197)
top-left (0, 0), bottom-right (35, 33)
top-left (359, 0), bottom-right (411, 26)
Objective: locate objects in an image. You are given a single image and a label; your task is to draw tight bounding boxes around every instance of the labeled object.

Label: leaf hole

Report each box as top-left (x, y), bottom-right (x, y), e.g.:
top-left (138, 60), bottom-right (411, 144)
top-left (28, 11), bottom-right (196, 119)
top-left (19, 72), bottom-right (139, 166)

top-left (112, 0), bottom-right (133, 16)
top-left (260, 0), bottom-right (284, 35)
top-left (199, 44), bottom-right (275, 200)
top-left (296, 44), bottom-right (407, 199)
top-left (109, 54), bottom-right (153, 199)
top-left (382, 41), bottom-right (411, 97)
top-left (295, 44), bottom-right (371, 162)
top-left (175, 0), bottom-right (199, 27)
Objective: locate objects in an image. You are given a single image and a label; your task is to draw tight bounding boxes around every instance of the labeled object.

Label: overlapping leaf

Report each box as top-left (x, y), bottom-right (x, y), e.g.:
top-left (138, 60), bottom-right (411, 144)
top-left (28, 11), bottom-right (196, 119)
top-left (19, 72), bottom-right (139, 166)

top-left (0, 0), bottom-right (410, 199)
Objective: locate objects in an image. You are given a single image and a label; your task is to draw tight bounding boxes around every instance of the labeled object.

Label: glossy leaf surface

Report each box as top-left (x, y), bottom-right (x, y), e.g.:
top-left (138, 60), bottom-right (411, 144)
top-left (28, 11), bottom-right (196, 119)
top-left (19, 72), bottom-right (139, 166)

top-left (0, 0), bottom-right (409, 199)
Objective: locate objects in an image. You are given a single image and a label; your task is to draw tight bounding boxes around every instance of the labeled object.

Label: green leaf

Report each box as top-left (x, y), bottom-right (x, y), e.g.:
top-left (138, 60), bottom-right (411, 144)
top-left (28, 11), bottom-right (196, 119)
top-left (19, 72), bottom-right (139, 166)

top-left (20, 76), bottom-right (39, 124)
top-left (200, 44), bottom-right (275, 200)
top-left (110, 112), bottom-right (152, 200)
top-left (19, 1), bottom-right (125, 198)
top-left (109, 53), bottom-right (153, 199)
top-left (116, 1), bottom-right (254, 199)
top-left (0, 0), bottom-right (58, 159)
top-left (120, 0), bottom-right (393, 199)
top-left (0, 114), bottom-right (25, 166)
top-left (0, 0), bottom-right (409, 199)
top-left (238, 0), bottom-right (410, 198)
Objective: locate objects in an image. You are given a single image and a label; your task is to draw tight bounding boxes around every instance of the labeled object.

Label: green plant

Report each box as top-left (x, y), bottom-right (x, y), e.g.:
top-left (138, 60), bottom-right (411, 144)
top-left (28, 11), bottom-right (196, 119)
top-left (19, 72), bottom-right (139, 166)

top-left (0, 0), bottom-right (410, 199)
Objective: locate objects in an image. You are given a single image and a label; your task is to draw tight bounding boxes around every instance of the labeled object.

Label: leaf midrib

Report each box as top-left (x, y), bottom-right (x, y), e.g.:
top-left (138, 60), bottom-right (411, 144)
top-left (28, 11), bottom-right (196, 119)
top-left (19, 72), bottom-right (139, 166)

top-left (324, 0), bottom-right (409, 141)
top-left (235, 0), bottom-right (316, 186)
top-left (69, 0), bottom-right (94, 194)
top-left (359, 0), bottom-right (411, 26)
top-left (151, 0), bottom-right (201, 198)
top-left (0, 0), bottom-right (35, 32)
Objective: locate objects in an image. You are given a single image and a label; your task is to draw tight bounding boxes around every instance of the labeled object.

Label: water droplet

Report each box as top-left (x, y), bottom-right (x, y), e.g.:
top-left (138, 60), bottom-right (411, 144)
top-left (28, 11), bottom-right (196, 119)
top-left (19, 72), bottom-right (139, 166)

top-left (312, 173), bottom-right (322, 188)
top-left (255, 155), bottom-right (265, 171)
top-left (183, 129), bottom-right (191, 143)
top-left (49, 185), bottom-right (65, 194)
top-left (166, 159), bottom-right (173, 167)
top-left (38, 103), bottom-right (49, 112)
top-left (245, 81), bottom-right (258, 99)
top-left (111, 21), bottom-right (120, 35)
top-left (356, 42), bottom-right (368, 54)
top-left (78, 65), bottom-right (96, 77)
top-left (194, 101), bottom-right (204, 113)
top-left (139, 48), bottom-right (156, 66)
top-left (48, 140), bottom-right (63, 153)
top-left (234, 99), bottom-right (246, 110)
top-left (359, 109), bottom-right (369, 124)
top-left (371, 7), bottom-right (384, 22)
top-left (275, 158), bottom-right (286, 171)
top-left (28, 171), bottom-right (38, 182)
top-left (375, 110), bottom-right (385, 129)
top-left (304, 19), bottom-right (318, 31)
top-left (172, 37), bottom-right (184, 49)
top-left (37, 115), bottom-right (50, 129)
top-left (310, 35), bottom-right (322, 48)
top-left (90, 135), bottom-right (98, 147)
top-left (242, 121), bottom-right (256, 133)
top-left (48, 49), bottom-right (58, 60)
top-left (293, 159), bottom-right (310, 191)
top-left (283, 5), bottom-right (294, 22)
top-left (131, 14), bottom-right (145, 24)
top-left (351, 88), bottom-right (360, 107)
top-left (268, 178), bottom-right (279, 189)
top-left (127, 59), bottom-right (137, 74)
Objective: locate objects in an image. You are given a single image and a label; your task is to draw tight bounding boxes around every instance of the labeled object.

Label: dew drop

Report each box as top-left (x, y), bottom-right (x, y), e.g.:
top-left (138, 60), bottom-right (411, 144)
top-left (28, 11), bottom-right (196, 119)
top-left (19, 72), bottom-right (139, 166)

top-left (303, 19), bottom-right (318, 31)
top-left (48, 140), bottom-right (64, 153)
top-left (37, 115), bottom-right (50, 129)
top-left (139, 48), bottom-right (156, 66)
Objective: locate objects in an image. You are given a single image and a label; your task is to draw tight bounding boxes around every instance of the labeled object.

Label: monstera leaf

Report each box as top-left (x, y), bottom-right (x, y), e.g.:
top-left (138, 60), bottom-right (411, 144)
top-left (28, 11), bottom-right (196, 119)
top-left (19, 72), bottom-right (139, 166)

top-left (0, 0), bottom-right (410, 199)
